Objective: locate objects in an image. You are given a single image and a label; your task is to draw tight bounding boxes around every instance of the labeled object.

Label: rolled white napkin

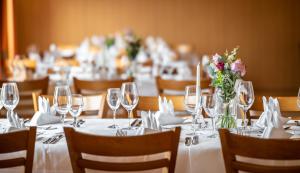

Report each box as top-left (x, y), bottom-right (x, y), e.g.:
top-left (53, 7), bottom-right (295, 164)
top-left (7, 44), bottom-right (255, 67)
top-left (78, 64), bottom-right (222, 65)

top-left (255, 96), bottom-right (291, 139)
top-left (154, 111), bottom-right (185, 126)
top-left (30, 96), bottom-right (61, 126)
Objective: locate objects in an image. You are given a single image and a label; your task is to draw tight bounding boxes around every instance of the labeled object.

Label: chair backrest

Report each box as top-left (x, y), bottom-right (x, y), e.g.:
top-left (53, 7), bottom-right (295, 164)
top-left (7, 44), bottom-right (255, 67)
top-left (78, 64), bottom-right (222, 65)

top-left (135, 95), bottom-right (185, 112)
top-left (219, 128), bottom-right (300, 173)
top-left (64, 126), bottom-right (181, 173)
top-left (73, 77), bottom-right (133, 94)
top-left (249, 96), bottom-right (300, 119)
top-left (102, 95), bottom-right (186, 118)
top-left (0, 77), bottom-right (49, 118)
top-left (32, 93), bottom-right (105, 116)
top-left (155, 77), bottom-right (211, 95)
top-left (0, 127), bottom-right (36, 173)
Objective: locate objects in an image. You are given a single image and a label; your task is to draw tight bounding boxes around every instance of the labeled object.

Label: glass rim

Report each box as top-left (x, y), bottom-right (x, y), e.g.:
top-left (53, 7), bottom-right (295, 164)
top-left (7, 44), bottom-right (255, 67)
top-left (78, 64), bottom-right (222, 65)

top-left (2, 82), bottom-right (17, 86)
top-left (107, 88), bottom-right (121, 91)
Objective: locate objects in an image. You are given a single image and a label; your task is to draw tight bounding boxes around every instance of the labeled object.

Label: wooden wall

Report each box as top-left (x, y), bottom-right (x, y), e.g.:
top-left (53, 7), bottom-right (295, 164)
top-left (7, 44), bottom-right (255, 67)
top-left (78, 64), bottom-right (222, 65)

top-left (13, 0), bottom-right (300, 95)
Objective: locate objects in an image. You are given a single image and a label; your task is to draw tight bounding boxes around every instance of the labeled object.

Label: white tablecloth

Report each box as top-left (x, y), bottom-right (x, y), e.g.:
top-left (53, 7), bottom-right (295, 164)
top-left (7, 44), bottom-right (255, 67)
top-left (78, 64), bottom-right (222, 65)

top-left (0, 118), bottom-right (226, 173)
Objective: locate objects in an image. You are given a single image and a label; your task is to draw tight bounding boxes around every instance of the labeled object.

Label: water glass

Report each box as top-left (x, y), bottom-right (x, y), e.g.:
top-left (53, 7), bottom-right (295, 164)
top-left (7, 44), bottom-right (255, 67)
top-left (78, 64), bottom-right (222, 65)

top-left (203, 93), bottom-right (217, 136)
top-left (184, 85), bottom-right (202, 134)
top-left (69, 94), bottom-right (83, 127)
top-left (237, 81), bottom-right (254, 128)
top-left (54, 85), bottom-right (71, 124)
top-left (107, 88), bottom-right (121, 128)
top-left (120, 82), bottom-right (139, 129)
top-left (1, 83), bottom-right (19, 125)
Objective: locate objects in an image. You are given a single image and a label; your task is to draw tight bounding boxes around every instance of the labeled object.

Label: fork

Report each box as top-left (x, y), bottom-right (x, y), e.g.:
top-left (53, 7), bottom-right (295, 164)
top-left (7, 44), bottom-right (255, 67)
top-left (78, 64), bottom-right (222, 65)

top-left (116, 129), bottom-right (127, 136)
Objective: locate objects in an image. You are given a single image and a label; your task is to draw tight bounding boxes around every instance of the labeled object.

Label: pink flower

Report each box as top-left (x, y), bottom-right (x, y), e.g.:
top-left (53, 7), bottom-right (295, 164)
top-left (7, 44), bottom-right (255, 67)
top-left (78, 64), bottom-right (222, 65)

top-left (212, 54), bottom-right (223, 64)
top-left (216, 62), bottom-right (225, 71)
top-left (231, 59), bottom-right (246, 76)
top-left (212, 54), bottom-right (225, 71)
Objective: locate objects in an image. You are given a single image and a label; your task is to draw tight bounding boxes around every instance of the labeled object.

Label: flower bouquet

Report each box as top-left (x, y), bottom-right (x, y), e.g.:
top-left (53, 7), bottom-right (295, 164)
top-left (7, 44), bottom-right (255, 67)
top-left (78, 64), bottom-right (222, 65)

top-left (207, 47), bottom-right (246, 128)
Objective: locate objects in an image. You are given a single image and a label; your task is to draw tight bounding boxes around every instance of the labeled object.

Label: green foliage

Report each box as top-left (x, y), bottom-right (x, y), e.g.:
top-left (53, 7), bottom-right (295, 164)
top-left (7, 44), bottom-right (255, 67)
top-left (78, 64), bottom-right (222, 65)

top-left (126, 37), bottom-right (141, 61)
top-left (104, 37), bottom-right (115, 48)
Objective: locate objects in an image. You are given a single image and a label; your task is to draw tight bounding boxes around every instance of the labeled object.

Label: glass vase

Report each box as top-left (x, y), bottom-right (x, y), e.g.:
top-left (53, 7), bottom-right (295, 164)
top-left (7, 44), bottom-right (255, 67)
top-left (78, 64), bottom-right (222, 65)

top-left (216, 99), bottom-right (237, 129)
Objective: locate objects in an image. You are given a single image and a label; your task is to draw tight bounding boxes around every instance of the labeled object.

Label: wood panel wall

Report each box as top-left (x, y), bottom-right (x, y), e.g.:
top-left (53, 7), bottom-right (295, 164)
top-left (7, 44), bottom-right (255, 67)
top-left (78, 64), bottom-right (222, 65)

top-left (13, 0), bottom-right (300, 95)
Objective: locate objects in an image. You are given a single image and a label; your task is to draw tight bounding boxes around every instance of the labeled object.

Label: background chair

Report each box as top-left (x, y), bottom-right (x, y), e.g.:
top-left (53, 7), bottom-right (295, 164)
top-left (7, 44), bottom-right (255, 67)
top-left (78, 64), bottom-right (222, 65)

top-left (73, 77), bottom-right (134, 118)
top-left (32, 93), bottom-right (105, 117)
top-left (101, 95), bottom-right (186, 118)
top-left (0, 77), bottom-right (49, 118)
top-left (64, 126), bottom-right (181, 173)
top-left (249, 96), bottom-right (300, 120)
top-left (0, 127), bottom-right (36, 173)
top-left (219, 128), bottom-right (300, 173)
top-left (73, 77), bottom-right (133, 94)
top-left (155, 76), bottom-right (211, 95)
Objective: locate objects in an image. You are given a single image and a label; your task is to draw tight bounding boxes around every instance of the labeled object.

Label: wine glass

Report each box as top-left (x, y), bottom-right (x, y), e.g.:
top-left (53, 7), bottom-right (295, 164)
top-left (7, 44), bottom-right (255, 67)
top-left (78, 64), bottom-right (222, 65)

top-left (1, 83), bottom-right (19, 126)
top-left (69, 94), bottom-right (83, 127)
top-left (120, 82), bottom-right (139, 129)
top-left (297, 87), bottom-right (300, 109)
top-left (203, 93), bottom-right (217, 137)
top-left (237, 81), bottom-right (254, 128)
top-left (107, 88), bottom-right (121, 128)
top-left (184, 85), bottom-right (202, 135)
top-left (54, 85), bottom-right (71, 124)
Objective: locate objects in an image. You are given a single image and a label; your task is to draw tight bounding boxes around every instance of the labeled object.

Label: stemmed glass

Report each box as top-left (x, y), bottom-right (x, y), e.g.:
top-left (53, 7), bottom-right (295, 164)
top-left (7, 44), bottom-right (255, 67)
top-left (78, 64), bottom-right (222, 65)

top-left (69, 94), bottom-right (83, 128)
top-left (120, 82), bottom-right (139, 129)
top-left (237, 81), bottom-right (254, 128)
top-left (184, 85), bottom-right (202, 135)
top-left (107, 88), bottom-right (121, 128)
top-left (54, 85), bottom-right (71, 124)
top-left (1, 83), bottom-right (19, 126)
top-left (202, 93), bottom-right (217, 137)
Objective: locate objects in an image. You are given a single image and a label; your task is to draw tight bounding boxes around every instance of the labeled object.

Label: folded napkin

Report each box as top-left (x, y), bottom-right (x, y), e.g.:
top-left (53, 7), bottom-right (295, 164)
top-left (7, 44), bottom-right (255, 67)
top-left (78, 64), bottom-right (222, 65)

top-left (255, 96), bottom-right (290, 139)
top-left (30, 97), bottom-right (61, 126)
top-left (141, 97), bottom-right (185, 130)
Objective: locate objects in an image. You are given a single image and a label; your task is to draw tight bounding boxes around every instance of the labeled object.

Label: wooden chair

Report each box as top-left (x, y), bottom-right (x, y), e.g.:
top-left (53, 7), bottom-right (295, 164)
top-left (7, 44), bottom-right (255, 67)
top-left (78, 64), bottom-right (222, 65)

top-left (101, 95), bottom-right (186, 118)
top-left (219, 128), bottom-right (300, 173)
top-left (155, 76), bottom-right (211, 95)
top-left (0, 77), bottom-right (49, 118)
top-left (64, 126), bottom-right (181, 173)
top-left (73, 77), bottom-right (133, 94)
top-left (0, 126), bottom-right (36, 173)
top-left (74, 77), bottom-right (133, 118)
top-left (249, 96), bottom-right (300, 120)
top-left (32, 92), bottom-right (105, 117)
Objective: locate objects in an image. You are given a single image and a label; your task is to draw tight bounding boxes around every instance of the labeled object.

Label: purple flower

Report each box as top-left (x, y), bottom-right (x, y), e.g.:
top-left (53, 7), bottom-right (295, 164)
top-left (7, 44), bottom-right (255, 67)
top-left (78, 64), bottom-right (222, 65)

top-left (231, 59), bottom-right (246, 76)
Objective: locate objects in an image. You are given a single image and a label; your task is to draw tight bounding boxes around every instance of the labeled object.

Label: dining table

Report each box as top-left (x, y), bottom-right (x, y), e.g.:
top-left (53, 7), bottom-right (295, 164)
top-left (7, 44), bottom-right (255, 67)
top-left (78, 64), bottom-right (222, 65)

top-left (0, 118), bottom-right (299, 173)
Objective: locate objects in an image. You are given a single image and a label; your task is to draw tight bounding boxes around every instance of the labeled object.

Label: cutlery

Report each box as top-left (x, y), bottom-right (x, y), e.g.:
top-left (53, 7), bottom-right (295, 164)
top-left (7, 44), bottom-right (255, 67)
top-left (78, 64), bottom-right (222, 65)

top-left (76, 119), bottom-right (85, 127)
top-left (50, 134), bottom-right (64, 144)
top-left (116, 129), bottom-right (127, 136)
top-left (43, 134), bottom-right (64, 144)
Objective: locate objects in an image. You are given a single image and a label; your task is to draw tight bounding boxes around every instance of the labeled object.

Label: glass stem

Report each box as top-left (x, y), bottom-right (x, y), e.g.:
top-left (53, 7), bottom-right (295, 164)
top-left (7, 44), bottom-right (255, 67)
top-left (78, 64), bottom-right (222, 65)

top-left (128, 110), bottom-right (131, 128)
top-left (73, 117), bottom-right (77, 127)
top-left (211, 117), bottom-right (215, 132)
top-left (243, 109), bottom-right (247, 128)
top-left (113, 110), bottom-right (116, 126)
